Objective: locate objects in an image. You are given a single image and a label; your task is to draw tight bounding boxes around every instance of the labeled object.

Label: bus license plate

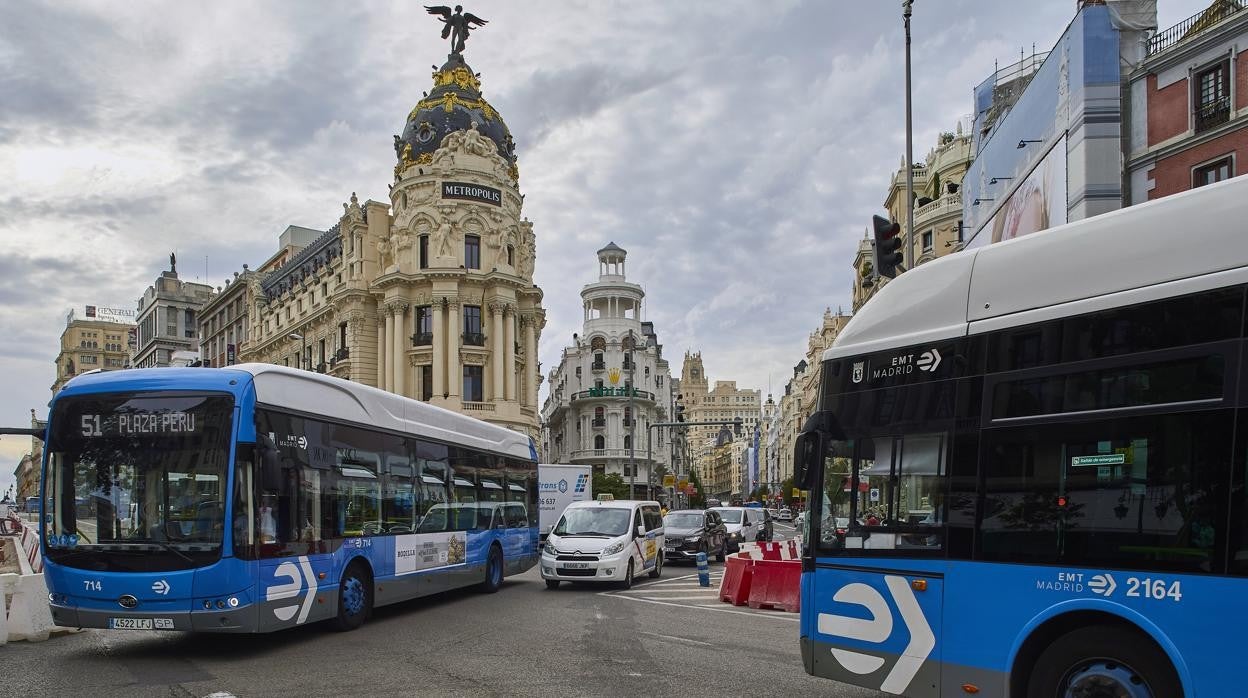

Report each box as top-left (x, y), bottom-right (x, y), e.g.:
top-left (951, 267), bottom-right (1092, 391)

top-left (561, 562), bottom-right (590, 570)
top-left (109, 617), bottom-right (174, 630)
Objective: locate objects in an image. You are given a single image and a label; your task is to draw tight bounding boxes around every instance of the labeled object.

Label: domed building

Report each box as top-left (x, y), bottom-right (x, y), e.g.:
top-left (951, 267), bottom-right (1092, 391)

top-left (241, 46), bottom-right (545, 437)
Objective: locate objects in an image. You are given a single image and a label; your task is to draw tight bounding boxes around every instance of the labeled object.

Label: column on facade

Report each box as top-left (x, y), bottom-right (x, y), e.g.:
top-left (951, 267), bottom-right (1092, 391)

top-left (376, 310), bottom-right (387, 390)
top-left (392, 304), bottom-right (407, 397)
top-left (448, 300), bottom-right (462, 399)
top-left (492, 302), bottom-right (505, 401)
top-left (431, 301), bottom-right (445, 398)
top-left (383, 307), bottom-right (395, 391)
top-left (523, 314), bottom-right (536, 409)
top-left (504, 305), bottom-right (516, 401)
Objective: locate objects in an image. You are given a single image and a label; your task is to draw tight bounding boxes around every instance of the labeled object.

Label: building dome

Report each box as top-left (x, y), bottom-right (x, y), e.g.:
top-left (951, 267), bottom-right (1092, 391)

top-left (395, 53), bottom-right (516, 178)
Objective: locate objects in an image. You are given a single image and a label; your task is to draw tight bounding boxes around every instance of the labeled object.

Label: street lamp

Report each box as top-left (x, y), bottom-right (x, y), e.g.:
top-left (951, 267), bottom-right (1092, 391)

top-left (288, 332), bottom-right (307, 370)
top-left (903, 0), bottom-right (915, 272)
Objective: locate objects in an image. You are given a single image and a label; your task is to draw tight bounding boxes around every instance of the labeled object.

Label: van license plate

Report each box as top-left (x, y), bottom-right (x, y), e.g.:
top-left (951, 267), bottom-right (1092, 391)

top-left (561, 562), bottom-right (590, 570)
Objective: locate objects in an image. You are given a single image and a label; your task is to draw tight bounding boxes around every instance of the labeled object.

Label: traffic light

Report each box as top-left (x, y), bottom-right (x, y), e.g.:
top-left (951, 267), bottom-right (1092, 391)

top-left (872, 214), bottom-right (904, 279)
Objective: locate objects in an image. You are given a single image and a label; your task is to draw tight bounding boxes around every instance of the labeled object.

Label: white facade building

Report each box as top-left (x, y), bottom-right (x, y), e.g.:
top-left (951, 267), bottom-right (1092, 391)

top-left (540, 243), bottom-right (674, 498)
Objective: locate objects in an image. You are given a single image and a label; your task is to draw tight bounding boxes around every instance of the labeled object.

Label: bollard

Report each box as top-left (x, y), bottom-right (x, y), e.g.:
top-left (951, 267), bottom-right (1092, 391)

top-left (696, 551), bottom-right (710, 587)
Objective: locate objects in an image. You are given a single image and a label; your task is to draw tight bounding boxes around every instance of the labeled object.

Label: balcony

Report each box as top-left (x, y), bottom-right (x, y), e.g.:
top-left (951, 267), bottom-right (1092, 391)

top-left (412, 332), bottom-right (433, 347)
top-left (1149, 1), bottom-right (1246, 56)
top-left (1195, 96), bottom-right (1231, 134)
top-left (623, 419), bottom-right (633, 427)
top-left (591, 361), bottom-right (605, 371)
top-left (463, 401), bottom-right (495, 412)
top-left (334, 347), bottom-right (349, 361)
top-left (570, 387), bottom-right (655, 402)
top-left (462, 332), bottom-right (486, 347)
top-left (912, 191), bottom-right (962, 229)
top-left (591, 417), bottom-right (606, 428)
top-left (569, 448), bottom-right (652, 462)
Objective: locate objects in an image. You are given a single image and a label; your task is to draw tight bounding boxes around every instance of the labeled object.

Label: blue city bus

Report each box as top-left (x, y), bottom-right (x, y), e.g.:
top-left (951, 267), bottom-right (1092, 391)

top-left (794, 177), bottom-right (1248, 696)
top-left (41, 364), bottom-right (539, 633)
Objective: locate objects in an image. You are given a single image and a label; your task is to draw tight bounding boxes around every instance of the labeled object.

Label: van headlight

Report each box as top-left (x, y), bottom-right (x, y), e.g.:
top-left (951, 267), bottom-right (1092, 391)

top-left (601, 541), bottom-right (626, 556)
top-left (543, 542), bottom-right (560, 556)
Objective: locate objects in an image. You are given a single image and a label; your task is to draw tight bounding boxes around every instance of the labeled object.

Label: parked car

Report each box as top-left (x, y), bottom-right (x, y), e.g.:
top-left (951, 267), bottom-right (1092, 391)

top-left (710, 506), bottom-right (756, 552)
top-left (777, 508), bottom-right (794, 522)
top-left (662, 509), bottom-right (728, 562)
top-left (746, 506), bottom-right (773, 542)
top-left (541, 500), bottom-right (665, 589)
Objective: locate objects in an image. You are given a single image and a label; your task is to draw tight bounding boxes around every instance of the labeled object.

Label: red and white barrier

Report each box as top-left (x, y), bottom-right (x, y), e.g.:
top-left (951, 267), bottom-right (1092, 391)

top-left (2, 513), bottom-right (56, 643)
top-left (736, 539), bottom-right (802, 561)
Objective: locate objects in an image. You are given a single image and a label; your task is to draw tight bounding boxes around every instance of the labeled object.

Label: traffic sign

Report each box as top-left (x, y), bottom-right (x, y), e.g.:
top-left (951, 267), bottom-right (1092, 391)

top-left (663, 474), bottom-right (676, 487)
top-left (677, 479), bottom-right (688, 490)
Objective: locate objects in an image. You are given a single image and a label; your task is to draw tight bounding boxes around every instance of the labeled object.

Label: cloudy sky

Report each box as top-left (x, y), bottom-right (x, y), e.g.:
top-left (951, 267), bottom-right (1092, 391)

top-left (0, 0), bottom-right (1210, 495)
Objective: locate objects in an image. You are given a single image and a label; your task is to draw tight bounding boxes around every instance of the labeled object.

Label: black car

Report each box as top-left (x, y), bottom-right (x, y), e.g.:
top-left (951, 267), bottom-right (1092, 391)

top-left (662, 509), bottom-right (728, 562)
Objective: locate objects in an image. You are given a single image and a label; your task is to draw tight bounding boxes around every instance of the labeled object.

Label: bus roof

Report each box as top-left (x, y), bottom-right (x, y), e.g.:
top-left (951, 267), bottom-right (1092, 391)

top-left (55, 363), bottom-right (535, 461)
top-left (826, 175), bottom-right (1248, 362)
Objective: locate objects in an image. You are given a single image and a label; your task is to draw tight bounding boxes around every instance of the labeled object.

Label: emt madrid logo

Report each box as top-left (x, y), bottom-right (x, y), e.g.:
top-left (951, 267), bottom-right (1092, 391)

top-left (266, 556), bottom-right (316, 625)
top-left (818, 575), bottom-right (935, 694)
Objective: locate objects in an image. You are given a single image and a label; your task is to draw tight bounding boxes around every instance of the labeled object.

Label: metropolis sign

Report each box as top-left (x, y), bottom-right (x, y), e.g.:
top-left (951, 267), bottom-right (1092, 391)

top-left (441, 181), bottom-right (502, 206)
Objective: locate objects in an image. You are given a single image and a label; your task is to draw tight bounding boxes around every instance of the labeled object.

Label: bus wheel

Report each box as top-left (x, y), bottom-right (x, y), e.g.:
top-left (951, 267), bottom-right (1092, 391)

top-left (1027, 625), bottom-right (1180, 698)
top-left (649, 552), bottom-right (663, 579)
top-left (478, 545), bottom-right (504, 593)
top-left (331, 562), bottom-right (372, 632)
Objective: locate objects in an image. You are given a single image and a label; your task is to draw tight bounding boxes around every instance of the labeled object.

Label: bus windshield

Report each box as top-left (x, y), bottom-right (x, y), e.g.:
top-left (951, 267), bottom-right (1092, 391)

top-left (43, 393), bottom-right (235, 572)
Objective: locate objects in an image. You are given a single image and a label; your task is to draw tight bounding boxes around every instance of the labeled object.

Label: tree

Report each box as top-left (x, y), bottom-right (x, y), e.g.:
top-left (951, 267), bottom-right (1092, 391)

top-left (688, 469), bottom-right (706, 509)
top-left (780, 476), bottom-right (794, 506)
top-left (592, 472), bottom-right (629, 501)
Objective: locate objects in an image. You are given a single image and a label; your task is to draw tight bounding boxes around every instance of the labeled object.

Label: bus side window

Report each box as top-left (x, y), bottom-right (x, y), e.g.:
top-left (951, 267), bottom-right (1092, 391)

top-left (232, 444), bottom-right (256, 560)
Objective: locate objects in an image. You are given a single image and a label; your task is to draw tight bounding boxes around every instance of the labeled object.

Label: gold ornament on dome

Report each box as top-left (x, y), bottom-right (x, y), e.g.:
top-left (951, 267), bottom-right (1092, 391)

top-left (507, 161), bottom-right (519, 182)
top-left (408, 92), bottom-right (498, 122)
top-left (432, 66), bottom-right (481, 92)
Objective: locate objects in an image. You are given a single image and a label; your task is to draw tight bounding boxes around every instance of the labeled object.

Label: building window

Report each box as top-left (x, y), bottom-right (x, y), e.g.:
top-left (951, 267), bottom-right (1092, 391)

top-left (594, 435), bottom-right (605, 450)
top-left (1194, 59), bottom-right (1230, 133)
top-left (624, 407), bottom-right (632, 427)
top-left (318, 339), bottom-right (326, 368)
top-left (623, 435), bottom-right (632, 451)
top-left (463, 365), bottom-right (483, 402)
top-left (414, 305), bottom-right (433, 345)
top-left (421, 365), bottom-right (433, 401)
top-left (921, 230), bottom-right (933, 252)
top-left (419, 235), bottom-right (429, 269)
top-left (464, 235), bottom-right (480, 269)
top-left (462, 305), bottom-right (484, 345)
top-left (507, 245), bottom-right (514, 266)
top-left (1193, 155), bottom-right (1233, 188)
top-left (338, 322), bottom-right (347, 350)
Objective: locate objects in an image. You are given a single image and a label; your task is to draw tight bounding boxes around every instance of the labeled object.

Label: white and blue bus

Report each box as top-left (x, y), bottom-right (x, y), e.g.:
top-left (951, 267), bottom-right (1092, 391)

top-left (41, 364), bottom-right (538, 633)
top-left (794, 175), bottom-right (1248, 696)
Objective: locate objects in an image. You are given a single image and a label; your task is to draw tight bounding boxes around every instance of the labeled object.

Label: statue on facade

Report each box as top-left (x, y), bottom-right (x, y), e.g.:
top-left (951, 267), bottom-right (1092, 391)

top-left (435, 215), bottom-right (457, 259)
top-left (517, 230), bottom-right (536, 279)
top-left (169, 252), bottom-right (177, 274)
top-left (425, 5), bottom-right (487, 55)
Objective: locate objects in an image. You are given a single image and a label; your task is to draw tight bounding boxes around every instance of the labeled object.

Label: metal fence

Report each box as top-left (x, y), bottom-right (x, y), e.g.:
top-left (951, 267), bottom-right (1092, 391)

top-left (1149, 1), bottom-right (1246, 55)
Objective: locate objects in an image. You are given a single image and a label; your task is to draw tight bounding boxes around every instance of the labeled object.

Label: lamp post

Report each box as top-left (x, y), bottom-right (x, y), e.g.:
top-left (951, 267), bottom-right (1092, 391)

top-left (903, 0), bottom-right (915, 270)
top-left (288, 332), bottom-right (307, 370)
top-left (627, 329), bottom-right (636, 500)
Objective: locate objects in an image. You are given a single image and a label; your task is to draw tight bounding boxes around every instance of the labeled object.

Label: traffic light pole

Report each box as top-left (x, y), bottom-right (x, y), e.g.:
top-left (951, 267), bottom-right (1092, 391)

top-left (647, 419), bottom-right (741, 505)
top-left (903, 0), bottom-right (915, 270)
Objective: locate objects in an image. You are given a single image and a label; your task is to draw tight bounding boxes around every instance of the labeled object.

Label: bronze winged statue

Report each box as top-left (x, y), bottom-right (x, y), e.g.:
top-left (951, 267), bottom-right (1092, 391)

top-left (425, 5), bottom-right (487, 55)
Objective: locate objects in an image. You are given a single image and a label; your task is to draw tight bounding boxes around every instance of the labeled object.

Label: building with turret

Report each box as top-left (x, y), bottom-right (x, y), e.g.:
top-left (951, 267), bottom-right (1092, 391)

top-left (679, 351), bottom-right (760, 488)
top-left (240, 45), bottom-right (546, 437)
top-left (540, 244), bottom-right (674, 498)
top-left (132, 258), bottom-right (215, 369)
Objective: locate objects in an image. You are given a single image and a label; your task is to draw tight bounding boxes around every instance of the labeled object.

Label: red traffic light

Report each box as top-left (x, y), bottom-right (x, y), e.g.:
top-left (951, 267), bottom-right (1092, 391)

top-left (871, 215), bottom-right (904, 279)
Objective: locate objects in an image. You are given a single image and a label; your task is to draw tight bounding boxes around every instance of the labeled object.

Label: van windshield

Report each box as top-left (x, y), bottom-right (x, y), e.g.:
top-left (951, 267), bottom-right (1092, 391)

top-left (715, 509), bottom-right (743, 524)
top-left (554, 507), bottom-right (631, 537)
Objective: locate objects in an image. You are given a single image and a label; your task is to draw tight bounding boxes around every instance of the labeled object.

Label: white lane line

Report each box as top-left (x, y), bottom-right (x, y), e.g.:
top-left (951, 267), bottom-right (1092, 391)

top-left (637, 595), bottom-right (725, 601)
top-left (619, 587), bottom-right (720, 595)
top-left (605, 592), bottom-right (800, 621)
top-left (639, 631), bottom-right (717, 647)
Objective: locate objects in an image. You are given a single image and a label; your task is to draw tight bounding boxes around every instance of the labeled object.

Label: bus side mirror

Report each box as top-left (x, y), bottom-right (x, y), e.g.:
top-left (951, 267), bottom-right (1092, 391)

top-left (793, 431), bottom-right (822, 490)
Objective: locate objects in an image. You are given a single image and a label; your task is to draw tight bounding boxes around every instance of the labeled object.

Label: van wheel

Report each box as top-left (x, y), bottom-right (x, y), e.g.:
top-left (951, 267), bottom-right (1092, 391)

top-left (649, 552), bottom-right (663, 579)
top-left (621, 560), bottom-right (634, 589)
top-left (1026, 625), bottom-right (1180, 698)
top-left (330, 561), bottom-right (372, 632)
top-left (545, 579), bottom-right (560, 590)
top-left (477, 544), bottom-right (504, 593)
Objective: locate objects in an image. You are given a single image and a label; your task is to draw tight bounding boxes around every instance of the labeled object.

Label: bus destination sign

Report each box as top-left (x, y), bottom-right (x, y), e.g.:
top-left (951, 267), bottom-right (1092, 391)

top-left (80, 412), bottom-right (198, 437)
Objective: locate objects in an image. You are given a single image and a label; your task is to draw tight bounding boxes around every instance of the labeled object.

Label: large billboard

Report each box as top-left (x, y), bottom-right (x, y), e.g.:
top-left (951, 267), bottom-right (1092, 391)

top-left (983, 135), bottom-right (1068, 245)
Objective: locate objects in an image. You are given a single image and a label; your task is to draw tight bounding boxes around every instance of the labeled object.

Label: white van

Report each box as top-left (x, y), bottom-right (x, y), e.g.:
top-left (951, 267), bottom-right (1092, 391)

top-left (710, 506), bottom-right (756, 552)
top-left (541, 500), bottom-right (664, 589)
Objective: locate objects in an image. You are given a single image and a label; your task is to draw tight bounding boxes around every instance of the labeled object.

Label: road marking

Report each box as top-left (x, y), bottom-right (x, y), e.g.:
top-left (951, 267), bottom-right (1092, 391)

top-left (618, 587), bottom-right (718, 595)
top-left (639, 631), bottom-right (717, 647)
top-left (604, 592), bottom-right (800, 621)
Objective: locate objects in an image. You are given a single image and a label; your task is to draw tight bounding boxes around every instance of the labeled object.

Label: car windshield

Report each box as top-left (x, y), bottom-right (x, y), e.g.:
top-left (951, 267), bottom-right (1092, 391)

top-left (43, 393), bottom-right (234, 572)
top-left (716, 509), bottom-right (743, 524)
top-left (664, 513), bottom-right (703, 528)
top-left (554, 507), bottom-right (631, 537)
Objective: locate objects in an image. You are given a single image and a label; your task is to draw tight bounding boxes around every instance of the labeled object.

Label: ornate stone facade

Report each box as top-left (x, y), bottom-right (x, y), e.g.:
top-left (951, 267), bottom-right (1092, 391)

top-left (678, 351), bottom-right (760, 489)
top-left (240, 57), bottom-right (544, 438)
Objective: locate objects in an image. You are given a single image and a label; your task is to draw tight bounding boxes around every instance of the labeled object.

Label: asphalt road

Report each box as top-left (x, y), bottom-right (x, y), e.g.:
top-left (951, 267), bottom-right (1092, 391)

top-left (0, 523), bottom-right (882, 698)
